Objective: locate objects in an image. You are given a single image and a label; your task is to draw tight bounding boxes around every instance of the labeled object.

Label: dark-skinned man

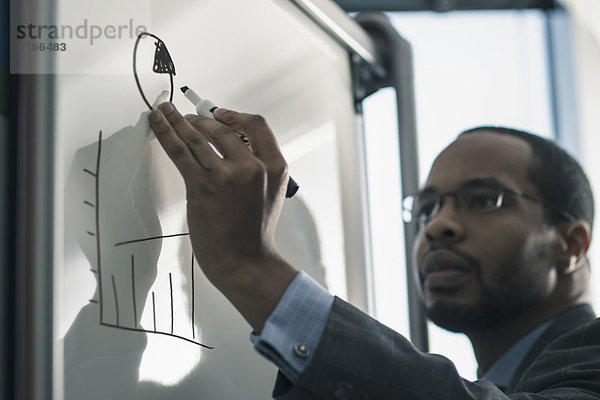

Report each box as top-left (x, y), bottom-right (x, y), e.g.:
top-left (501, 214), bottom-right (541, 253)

top-left (148, 101), bottom-right (600, 400)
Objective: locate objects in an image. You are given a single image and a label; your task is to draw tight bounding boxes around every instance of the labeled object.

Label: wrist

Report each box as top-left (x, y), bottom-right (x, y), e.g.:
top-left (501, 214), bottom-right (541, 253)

top-left (210, 252), bottom-right (298, 332)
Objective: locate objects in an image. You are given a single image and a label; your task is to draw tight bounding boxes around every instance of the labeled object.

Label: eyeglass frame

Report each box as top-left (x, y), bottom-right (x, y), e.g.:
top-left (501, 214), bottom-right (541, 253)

top-left (402, 178), bottom-right (577, 226)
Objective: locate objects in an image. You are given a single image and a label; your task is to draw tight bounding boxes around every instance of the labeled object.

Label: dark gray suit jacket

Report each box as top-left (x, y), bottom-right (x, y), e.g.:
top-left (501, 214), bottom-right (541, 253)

top-left (506, 303), bottom-right (596, 393)
top-left (274, 298), bottom-right (600, 400)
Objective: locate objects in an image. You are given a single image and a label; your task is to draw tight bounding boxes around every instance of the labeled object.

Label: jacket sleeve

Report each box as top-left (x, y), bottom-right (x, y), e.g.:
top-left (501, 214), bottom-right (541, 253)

top-left (273, 297), bottom-right (600, 400)
top-left (273, 297), bottom-right (507, 400)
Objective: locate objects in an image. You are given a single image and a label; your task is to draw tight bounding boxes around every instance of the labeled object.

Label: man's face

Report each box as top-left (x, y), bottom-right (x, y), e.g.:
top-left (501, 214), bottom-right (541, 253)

top-left (413, 132), bottom-right (562, 333)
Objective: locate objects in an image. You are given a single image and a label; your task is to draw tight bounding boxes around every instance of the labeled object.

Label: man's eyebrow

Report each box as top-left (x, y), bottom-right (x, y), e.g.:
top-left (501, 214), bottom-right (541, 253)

top-left (418, 177), bottom-right (505, 193)
top-left (416, 185), bottom-right (437, 195)
top-left (460, 177), bottom-right (504, 187)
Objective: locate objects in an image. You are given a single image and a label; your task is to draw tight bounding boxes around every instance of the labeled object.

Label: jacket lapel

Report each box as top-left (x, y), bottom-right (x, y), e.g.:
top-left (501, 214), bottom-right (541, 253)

top-left (507, 303), bottom-right (596, 393)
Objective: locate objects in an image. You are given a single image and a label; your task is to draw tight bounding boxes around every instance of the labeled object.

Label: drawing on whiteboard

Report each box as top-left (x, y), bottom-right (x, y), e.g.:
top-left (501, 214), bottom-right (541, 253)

top-left (133, 31), bottom-right (177, 110)
top-left (83, 129), bottom-right (212, 348)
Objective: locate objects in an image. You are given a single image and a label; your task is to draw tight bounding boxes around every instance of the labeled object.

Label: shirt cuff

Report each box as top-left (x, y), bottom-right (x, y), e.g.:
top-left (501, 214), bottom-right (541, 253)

top-left (250, 271), bottom-right (334, 382)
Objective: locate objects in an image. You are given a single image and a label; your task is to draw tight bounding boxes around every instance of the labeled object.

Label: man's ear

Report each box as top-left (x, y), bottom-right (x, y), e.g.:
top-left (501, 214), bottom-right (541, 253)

top-left (558, 221), bottom-right (591, 275)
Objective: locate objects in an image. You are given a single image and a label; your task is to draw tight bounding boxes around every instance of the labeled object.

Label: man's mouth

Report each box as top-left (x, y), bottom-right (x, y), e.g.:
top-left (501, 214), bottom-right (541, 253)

top-left (420, 249), bottom-right (473, 290)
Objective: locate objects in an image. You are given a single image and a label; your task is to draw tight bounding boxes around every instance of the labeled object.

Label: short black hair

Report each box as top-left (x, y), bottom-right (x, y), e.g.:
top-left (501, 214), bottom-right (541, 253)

top-left (459, 126), bottom-right (594, 233)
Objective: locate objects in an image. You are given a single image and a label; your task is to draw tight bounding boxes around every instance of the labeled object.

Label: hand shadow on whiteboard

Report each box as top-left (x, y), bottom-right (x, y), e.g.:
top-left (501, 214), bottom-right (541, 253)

top-left (62, 93), bottom-right (168, 400)
top-left (276, 197), bottom-right (327, 287)
top-left (136, 195), bottom-right (328, 399)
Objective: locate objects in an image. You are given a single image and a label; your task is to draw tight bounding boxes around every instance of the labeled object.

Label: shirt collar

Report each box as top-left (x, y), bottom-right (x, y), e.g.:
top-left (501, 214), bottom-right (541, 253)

top-left (479, 318), bottom-right (555, 391)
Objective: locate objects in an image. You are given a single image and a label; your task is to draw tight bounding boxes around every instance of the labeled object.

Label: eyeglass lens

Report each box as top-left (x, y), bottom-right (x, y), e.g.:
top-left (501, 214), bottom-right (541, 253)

top-left (410, 184), bottom-right (503, 223)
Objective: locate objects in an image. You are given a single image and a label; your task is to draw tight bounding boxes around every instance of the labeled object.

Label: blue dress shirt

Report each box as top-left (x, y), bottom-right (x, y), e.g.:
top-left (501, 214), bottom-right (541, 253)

top-left (479, 318), bottom-right (554, 393)
top-left (250, 271), bottom-right (334, 382)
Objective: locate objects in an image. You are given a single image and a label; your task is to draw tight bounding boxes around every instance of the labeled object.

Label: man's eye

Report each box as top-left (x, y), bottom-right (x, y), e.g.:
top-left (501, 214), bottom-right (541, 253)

top-left (415, 200), bottom-right (436, 219)
top-left (465, 192), bottom-right (498, 210)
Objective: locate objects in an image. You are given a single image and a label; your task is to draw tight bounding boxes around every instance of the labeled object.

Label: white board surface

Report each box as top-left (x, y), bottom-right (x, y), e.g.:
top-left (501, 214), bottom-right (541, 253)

top-left (54, 0), bottom-right (366, 398)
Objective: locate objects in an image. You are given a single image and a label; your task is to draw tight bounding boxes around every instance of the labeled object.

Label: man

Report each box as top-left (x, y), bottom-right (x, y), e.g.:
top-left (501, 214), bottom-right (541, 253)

top-left (408, 126), bottom-right (595, 393)
top-left (148, 102), bottom-right (600, 399)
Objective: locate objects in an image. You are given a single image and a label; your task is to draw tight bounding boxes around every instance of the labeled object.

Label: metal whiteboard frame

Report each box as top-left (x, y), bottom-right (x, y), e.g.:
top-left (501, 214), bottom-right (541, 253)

top-left (10, 0), bottom-right (57, 399)
top-left (8, 1), bottom-right (424, 399)
top-left (333, 0), bottom-right (557, 12)
top-left (352, 12), bottom-right (427, 351)
top-left (1, 0), bottom-right (13, 394)
top-left (289, 2), bottom-right (426, 349)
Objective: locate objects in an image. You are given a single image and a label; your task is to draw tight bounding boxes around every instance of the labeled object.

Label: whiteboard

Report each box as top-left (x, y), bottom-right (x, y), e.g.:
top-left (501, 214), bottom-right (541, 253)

top-left (54, 0), bottom-right (369, 398)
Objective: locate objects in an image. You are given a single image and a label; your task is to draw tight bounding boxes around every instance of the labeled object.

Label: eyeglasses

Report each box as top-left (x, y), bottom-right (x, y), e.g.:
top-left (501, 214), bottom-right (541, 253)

top-left (402, 180), bottom-right (576, 225)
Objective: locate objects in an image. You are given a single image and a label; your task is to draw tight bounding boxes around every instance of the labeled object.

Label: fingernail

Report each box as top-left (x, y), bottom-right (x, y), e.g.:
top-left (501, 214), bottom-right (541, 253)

top-left (184, 114), bottom-right (196, 120)
top-left (158, 102), bottom-right (175, 115)
top-left (149, 110), bottom-right (162, 123)
top-left (213, 107), bottom-right (230, 118)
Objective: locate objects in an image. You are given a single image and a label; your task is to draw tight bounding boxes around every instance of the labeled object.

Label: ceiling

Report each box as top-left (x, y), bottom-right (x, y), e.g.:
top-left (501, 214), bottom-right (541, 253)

top-left (332, 0), bottom-right (557, 12)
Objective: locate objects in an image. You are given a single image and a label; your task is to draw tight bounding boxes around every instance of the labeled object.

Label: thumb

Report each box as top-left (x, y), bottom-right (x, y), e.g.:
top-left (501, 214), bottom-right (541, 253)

top-left (212, 107), bottom-right (237, 124)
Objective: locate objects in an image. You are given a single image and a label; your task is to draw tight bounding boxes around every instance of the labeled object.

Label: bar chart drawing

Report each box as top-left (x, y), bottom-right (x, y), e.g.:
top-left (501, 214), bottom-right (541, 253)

top-left (83, 130), bottom-right (213, 349)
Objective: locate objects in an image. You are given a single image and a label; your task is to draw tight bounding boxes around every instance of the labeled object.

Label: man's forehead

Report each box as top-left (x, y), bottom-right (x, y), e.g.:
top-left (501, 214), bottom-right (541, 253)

top-left (425, 131), bottom-right (535, 191)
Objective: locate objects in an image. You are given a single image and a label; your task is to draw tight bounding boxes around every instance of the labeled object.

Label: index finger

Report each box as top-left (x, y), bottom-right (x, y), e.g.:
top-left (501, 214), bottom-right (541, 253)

top-left (149, 109), bottom-right (202, 176)
top-left (185, 114), bottom-right (251, 160)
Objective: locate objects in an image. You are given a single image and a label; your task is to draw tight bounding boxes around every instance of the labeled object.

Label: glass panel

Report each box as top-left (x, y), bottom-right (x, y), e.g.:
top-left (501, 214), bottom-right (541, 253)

top-left (363, 87), bottom-right (410, 338)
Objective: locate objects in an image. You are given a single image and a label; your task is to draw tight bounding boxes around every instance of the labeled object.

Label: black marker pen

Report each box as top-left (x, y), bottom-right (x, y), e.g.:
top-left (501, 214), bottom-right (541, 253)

top-left (180, 86), bottom-right (299, 198)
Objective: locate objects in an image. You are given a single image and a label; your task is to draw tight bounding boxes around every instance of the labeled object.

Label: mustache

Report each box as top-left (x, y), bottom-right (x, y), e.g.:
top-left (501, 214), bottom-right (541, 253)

top-left (418, 245), bottom-right (482, 280)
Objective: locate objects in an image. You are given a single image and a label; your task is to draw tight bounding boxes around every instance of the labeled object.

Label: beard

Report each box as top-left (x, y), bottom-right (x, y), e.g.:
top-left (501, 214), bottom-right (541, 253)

top-left (423, 258), bottom-right (549, 334)
top-left (425, 290), bottom-right (509, 333)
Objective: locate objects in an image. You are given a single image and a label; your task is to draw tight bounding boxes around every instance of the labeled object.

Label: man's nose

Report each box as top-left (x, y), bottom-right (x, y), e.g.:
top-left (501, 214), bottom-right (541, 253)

top-left (423, 199), bottom-right (466, 243)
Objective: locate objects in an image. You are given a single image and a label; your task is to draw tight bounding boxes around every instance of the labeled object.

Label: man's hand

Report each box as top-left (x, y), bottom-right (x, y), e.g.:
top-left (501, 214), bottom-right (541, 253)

top-left (149, 102), bottom-right (297, 332)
